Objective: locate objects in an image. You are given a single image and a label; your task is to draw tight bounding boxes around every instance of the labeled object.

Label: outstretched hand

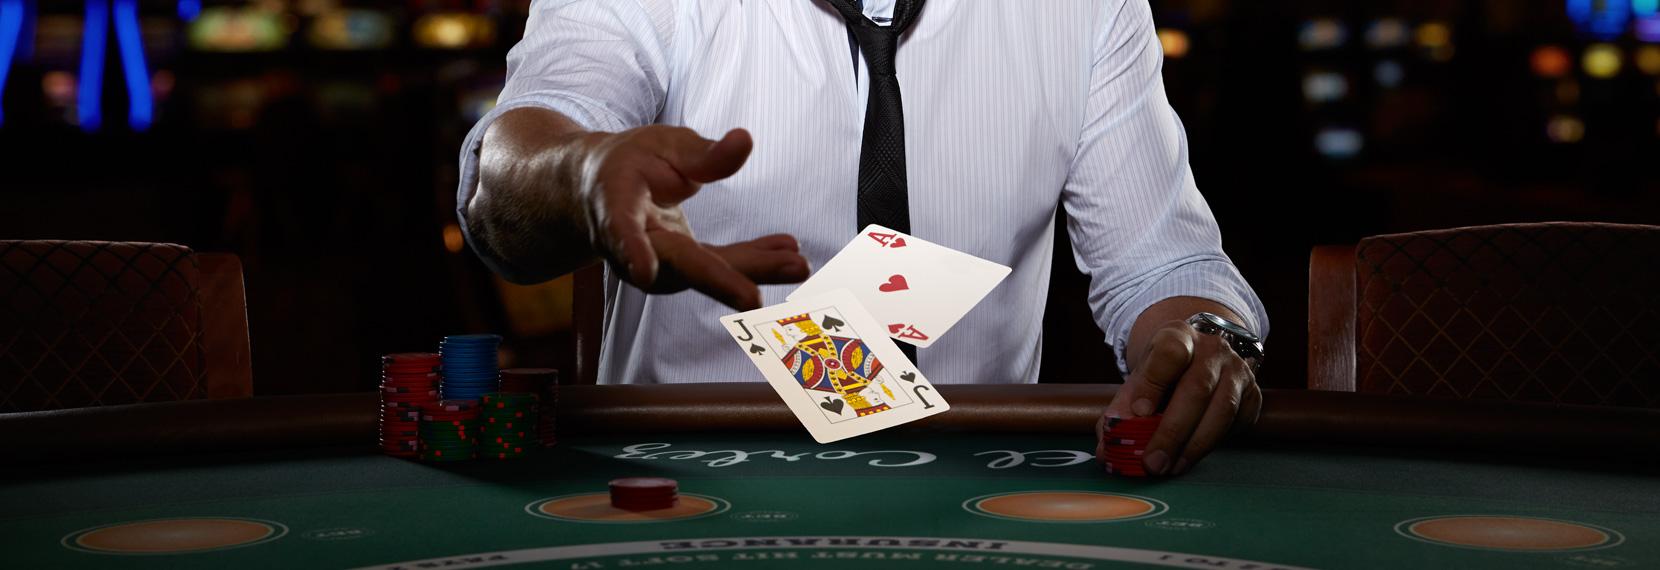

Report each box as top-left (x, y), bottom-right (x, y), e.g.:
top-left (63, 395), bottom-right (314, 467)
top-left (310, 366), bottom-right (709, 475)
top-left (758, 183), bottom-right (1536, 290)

top-left (581, 126), bottom-right (810, 310)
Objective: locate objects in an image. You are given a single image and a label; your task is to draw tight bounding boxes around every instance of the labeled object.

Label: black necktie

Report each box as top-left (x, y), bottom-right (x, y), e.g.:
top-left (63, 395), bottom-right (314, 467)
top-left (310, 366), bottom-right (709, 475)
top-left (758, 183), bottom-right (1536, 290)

top-left (824, 0), bottom-right (926, 235)
top-left (825, 0), bottom-right (926, 363)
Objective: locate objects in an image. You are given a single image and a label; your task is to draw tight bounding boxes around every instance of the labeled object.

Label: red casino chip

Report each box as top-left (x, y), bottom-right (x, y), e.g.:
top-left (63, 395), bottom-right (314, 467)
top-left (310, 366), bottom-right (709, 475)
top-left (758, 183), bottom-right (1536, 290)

top-left (421, 399), bottom-right (480, 412)
top-left (1101, 436), bottom-right (1152, 446)
top-left (383, 352), bottom-right (442, 364)
top-left (419, 409), bottom-right (481, 418)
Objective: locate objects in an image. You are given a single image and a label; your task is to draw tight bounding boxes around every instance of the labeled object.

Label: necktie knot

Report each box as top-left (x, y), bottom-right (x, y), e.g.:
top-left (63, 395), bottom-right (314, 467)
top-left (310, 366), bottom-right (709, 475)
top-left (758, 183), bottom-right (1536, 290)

top-left (849, 26), bottom-right (901, 77)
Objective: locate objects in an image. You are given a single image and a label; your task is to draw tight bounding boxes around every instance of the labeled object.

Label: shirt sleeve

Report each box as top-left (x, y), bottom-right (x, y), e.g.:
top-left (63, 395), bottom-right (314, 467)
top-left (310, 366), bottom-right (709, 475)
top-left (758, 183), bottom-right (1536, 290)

top-left (454, 0), bottom-right (677, 273)
top-left (1062, 0), bottom-right (1270, 376)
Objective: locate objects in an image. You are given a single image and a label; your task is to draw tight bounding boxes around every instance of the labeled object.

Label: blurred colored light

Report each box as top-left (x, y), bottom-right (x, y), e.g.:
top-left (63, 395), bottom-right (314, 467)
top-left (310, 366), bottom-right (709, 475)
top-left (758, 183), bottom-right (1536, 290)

top-left (1640, 0), bottom-right (1660, 17)
top-left (413, 13), bottom-right (494, 50)
top-left (42, 71), bottom-right (76, 105)
top-left (1365, 18), bottom-right (1410, 49)
top-left (151, 69), bottom-right (175, 101)
top-left (1298, 19), bottom-right (1346, 51)
top-left (1315, 127), bottom-right (1363, 159)
top-left (1302, 72), bottom-right (1348, 103)
top-left (188, 7), bottom-right (288, 52)
top-left (1531, 45), bottom-right (1572, 78)
top-left (443, 223), bottom-right (465, 253)
top-left (1547, 115), bottom-right (1585, 143)
top-left (1568, 0), bottom-right (1632, 41)
top-left (1373, 60), bottom-right (1405, 87)
top-left (1639, 45), bottom-right (1660, 75)
top-left (0, 0), bottom-right (21, 127)
top-left (1640, 16), bottom-right (1660, 42)
top-left (1157, 28), bottom-right (1189, 59)
top-left (114, 0), bottom-right (152, 131)
top-left (177, 0), bottom-right (200, 22)
top-left (1416, 22), bottom-right (1451, 47)
top-left (1416, 22), bottom-right (1455, 62)
top-left (78, 0), bottom-right (108, 132)
top-left (1583, 43), bottom-right (1622, 78)
top-left (307, 9), bottom-right (393, 50)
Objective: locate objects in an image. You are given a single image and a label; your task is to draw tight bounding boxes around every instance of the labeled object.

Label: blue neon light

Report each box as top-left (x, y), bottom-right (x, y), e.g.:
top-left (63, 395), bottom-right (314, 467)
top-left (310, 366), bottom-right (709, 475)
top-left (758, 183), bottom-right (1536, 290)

top-left (1637, 0), bottom-right (1658, 18)
top-left (1567, 0), bottom-right (1633, 41)
top-left (78, 0), bottom-right (107, 132)
top-left (113, 0), bottom-right (150, 131)
top-left (0, 0), bottom-right (22, 127)
top-left (176, 0), bottom-right (199, 22)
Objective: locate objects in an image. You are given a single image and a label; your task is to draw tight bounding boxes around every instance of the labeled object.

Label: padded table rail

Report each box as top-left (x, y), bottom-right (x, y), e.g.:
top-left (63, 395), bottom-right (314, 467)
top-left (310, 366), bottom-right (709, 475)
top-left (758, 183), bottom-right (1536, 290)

top-left (1, 385), bottom-right (1655, 466)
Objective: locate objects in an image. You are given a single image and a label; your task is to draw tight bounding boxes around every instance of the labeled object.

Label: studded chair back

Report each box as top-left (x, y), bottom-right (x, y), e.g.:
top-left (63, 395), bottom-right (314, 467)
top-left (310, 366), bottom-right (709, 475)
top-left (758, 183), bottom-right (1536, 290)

top-left (1, 241), bottom-right (252, 412)
top-left (1309, 222), bottom-right (1660, 408)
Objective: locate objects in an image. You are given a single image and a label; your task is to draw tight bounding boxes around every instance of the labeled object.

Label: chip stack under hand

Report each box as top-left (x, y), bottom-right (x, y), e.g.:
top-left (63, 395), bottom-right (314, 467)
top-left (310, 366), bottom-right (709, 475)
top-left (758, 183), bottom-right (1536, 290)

top-left (419, 399), bottom-right (480, 461)
top-left (379, 353), bottom-right (442, 457)
top-left (439, 334), bottom-right (502, 400)
top-left (478, 392), bottom-right (538, 459)
top-left (1100, 413), bottom-right (1162, 476)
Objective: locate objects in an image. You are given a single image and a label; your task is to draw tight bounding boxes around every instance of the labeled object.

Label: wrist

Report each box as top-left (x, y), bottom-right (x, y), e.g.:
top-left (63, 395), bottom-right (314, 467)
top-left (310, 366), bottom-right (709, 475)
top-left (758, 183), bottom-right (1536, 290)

top-left (1185, 312), bottom-right (1263, 372)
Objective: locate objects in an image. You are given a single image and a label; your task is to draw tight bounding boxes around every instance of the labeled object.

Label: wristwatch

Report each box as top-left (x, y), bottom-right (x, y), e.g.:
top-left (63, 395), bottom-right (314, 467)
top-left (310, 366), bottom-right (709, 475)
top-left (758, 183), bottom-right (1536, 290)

top-left (1185, 312), bottom-right (1264, 372)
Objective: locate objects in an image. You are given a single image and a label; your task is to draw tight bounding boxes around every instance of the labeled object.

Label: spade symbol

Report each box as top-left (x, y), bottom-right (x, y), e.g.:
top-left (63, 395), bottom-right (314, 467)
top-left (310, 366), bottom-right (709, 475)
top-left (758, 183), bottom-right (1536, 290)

top-left (749, 344), bottom-right (767, 355)
top-left (820, 315), bottom-right (846, 332)
top-left (820, 396), bottom-right (846, 415)
top-left (900, 372), bottom-right (916, 383)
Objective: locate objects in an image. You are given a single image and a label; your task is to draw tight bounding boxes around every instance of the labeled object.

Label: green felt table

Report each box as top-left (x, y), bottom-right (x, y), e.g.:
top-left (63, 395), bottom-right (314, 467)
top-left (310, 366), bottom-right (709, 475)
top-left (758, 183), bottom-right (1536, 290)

top-left (1, 385), bottom-right (1657, 570)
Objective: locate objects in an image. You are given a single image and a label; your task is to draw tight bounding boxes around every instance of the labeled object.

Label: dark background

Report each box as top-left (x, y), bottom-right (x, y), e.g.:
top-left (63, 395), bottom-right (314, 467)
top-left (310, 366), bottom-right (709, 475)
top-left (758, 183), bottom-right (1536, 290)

top-left (3, 0), bottom-right (1657, 394)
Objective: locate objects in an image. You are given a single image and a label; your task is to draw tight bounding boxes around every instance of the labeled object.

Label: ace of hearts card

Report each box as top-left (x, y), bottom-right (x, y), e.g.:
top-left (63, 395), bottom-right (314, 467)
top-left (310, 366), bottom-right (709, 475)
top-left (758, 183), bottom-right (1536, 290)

top-left (720, 289), bottom-right (950, 443)
top-left (787, 225), bottom-right (1011, 348)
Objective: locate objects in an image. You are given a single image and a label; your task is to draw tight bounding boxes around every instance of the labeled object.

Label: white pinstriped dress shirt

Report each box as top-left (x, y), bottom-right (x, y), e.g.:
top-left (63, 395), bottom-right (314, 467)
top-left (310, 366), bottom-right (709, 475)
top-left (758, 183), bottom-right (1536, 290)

top-left (456, 0), bottom-right (1269, 385)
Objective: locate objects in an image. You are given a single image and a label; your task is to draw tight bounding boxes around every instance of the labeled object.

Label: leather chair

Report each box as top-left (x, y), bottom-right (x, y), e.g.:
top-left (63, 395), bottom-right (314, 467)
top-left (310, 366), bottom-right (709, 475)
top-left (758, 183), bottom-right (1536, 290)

top-left (1308, 222), bottom-right (1660, 408)
top-left (0, 241), bottom-right (253, 411)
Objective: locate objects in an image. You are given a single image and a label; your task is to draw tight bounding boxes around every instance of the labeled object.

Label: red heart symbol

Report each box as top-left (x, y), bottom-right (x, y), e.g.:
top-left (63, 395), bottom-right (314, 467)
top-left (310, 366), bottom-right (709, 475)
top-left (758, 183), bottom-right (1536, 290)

top-left (889, 324), bottom-right (907, 334)
top-left (889, 238), bottom-right (907, 248)
top-left (878, 275), bottom-right (909, 292)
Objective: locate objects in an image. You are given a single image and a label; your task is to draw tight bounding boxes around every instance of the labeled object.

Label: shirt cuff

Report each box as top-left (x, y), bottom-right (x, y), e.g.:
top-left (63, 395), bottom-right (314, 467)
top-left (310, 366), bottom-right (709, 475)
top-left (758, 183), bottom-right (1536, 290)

top-left (1103, 258), bottom-right (1270, 376)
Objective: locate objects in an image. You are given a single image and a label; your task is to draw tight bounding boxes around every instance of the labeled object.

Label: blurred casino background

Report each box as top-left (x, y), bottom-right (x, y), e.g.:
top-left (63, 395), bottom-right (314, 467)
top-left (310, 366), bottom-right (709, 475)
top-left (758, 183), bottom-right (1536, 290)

top-left (1, 0), bottom-right (1657, 394)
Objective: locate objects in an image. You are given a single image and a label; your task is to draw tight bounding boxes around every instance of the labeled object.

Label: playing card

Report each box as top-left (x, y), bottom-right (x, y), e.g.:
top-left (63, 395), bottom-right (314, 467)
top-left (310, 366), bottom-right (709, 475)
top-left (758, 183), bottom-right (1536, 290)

top-left (720, 289), bottom-right (950, 443)
top-left (787, 225), bottom-right (1011, 348)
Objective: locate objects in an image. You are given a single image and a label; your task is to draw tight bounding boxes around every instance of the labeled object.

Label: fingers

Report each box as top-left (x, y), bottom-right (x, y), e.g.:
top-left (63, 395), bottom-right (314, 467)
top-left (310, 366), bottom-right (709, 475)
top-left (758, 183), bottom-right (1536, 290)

top-left (648, 230), bottom-right (765, 311)
top-left (1165, 355), bottom-right (1250, 476)
top-left (1107, 324), bottom-right (1195, 418)
top-left (711, 239), bottom-right (811, 285)
top-left (1141, 334), bottom-right (1223, 476)
top-left (594, 169), bottom-right (659, 286)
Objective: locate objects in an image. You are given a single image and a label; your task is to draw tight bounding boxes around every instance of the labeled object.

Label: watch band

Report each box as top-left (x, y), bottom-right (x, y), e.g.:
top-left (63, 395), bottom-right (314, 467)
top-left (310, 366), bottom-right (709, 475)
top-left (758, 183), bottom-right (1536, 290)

top-left (1185, 312), bottom-right (1263, 371)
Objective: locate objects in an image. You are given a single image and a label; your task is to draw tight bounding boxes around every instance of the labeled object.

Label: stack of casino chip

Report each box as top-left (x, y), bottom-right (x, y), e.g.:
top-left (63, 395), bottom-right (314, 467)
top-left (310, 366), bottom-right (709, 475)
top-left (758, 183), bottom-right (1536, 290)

top-left (419, 399), bottom-right (480, 461)
top-left (536, 379), bottom-right (559, 448)
top-left (499, 368), bottom-right (556, 394)
top-left (379, 353), bottom-right (443, 457)
top-left (1100, 413), bottom-right (1163, 477)
top-left (498, 368), bottom-right (560, 448)
top-left (609, 477), bottom-right (679, 510)
top-left (477, 392), bottom-right (538, 459)
top-left (438, 334), bottom-right (503, 400)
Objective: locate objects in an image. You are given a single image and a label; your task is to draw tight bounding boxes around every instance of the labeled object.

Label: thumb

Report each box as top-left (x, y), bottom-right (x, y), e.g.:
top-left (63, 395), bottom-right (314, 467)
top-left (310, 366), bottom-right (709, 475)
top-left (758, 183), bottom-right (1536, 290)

top-left (675, 128), bottom-right (753, 184)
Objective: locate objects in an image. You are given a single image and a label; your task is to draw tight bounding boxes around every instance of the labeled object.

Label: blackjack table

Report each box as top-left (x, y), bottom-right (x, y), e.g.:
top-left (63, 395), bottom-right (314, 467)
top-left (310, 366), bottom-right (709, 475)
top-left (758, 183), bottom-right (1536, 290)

top-left (2, 384), bottom-right (1657, 570)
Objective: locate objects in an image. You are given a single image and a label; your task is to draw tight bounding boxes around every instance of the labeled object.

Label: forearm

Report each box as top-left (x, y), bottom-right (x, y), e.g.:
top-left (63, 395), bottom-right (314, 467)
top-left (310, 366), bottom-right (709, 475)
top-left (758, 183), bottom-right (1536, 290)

top-left (1124, 296), bottom-right (1244, 374)
top-left (468, 107), bottom-right (608, 284)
